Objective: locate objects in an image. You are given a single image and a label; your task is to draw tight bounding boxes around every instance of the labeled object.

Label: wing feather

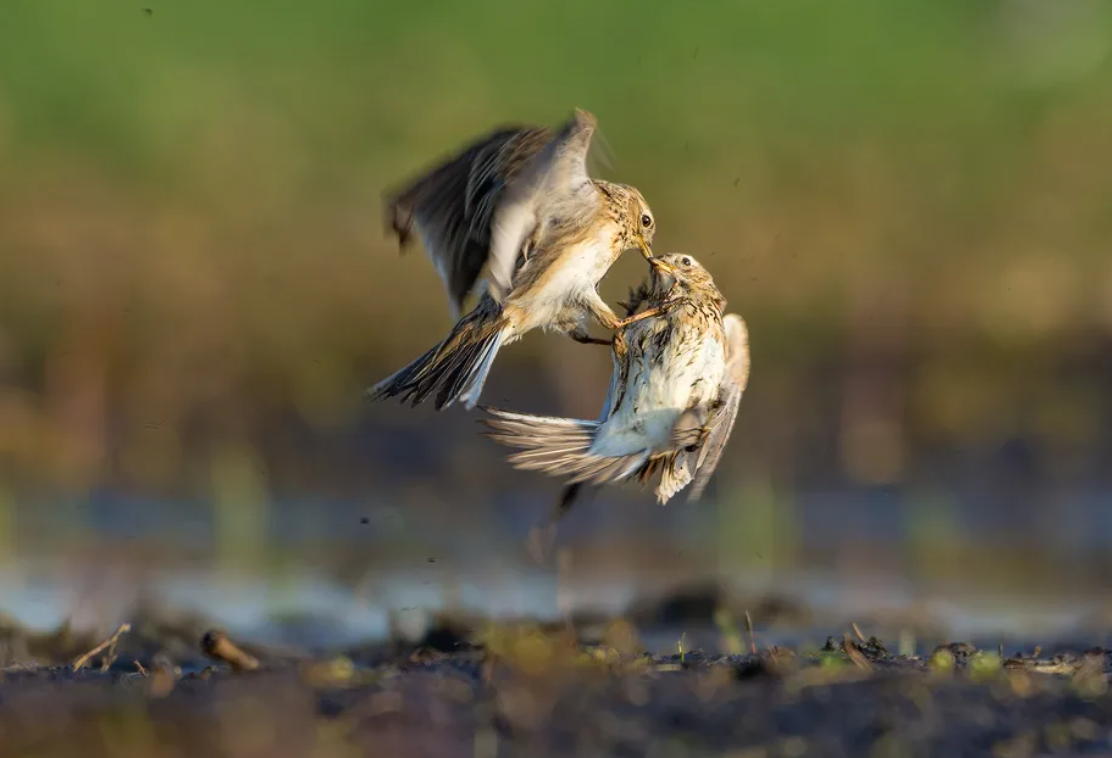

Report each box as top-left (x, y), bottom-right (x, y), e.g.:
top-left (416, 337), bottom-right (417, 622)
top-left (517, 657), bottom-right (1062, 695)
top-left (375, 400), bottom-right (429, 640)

top-left (486, 108), bottom-right (600, 299)
top-left (384, 125), bottom-right (551, 317)
top-left (688, 314), bottom-right (750, 501)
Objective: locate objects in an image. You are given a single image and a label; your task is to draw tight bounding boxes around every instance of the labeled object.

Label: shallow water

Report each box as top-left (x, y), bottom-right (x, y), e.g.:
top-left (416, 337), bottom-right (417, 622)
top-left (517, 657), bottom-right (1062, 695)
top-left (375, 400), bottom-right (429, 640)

top-left (3, 481), bottom-right (1111, 650)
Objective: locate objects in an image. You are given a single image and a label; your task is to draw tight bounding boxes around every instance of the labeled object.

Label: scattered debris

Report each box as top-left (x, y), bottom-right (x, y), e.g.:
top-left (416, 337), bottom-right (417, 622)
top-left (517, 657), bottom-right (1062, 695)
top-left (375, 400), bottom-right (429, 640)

top-left (72, 623), bottom-right (131, 672)
top-left (201, 629), bottom-right (259, 672)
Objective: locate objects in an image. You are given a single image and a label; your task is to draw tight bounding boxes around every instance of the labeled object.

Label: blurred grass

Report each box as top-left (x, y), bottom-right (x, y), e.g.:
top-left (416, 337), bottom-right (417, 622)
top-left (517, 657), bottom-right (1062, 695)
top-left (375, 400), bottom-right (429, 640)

top-left (0, 0), bottom-right (1111, 505)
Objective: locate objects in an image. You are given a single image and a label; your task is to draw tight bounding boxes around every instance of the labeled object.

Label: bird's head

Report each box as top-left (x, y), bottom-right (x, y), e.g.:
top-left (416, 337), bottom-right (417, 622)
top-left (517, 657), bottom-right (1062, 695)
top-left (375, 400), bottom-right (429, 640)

top-left (601, 182), bottom-right (655, 260)
top-left (646, 253), bottom-right (726, 311)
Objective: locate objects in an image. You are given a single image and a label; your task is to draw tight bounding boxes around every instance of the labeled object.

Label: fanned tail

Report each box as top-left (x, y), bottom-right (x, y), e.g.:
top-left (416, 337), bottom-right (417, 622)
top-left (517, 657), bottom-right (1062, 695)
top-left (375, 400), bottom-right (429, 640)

top-left (368, 298), bottom-right (509, 411)
top-left (480, 408), bottom-right (649, 485)
top-left (632, 453), bottom-right (692, 505)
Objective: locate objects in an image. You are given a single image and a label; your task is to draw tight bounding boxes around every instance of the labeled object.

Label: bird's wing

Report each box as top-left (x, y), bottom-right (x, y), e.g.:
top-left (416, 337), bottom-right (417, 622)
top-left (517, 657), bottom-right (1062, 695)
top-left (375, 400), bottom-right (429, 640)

top-left (486, 108), bottom-right (600, 300)
top-left (383, 125), bottom-right (552, 318)
top-left (688, 314), bottom-right (751, 501)
top-left (722, 313), bottom-right (752, 395)
top-left (597, 332), bottom-right (630, 424)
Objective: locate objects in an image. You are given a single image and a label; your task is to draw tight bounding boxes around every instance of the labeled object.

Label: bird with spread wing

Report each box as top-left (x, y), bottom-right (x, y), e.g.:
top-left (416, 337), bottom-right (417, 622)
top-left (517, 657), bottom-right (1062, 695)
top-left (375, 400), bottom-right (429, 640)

top-left (369, 108), bottom-right (661, 411)
top-left (480, 253), bottom-right (750, 545)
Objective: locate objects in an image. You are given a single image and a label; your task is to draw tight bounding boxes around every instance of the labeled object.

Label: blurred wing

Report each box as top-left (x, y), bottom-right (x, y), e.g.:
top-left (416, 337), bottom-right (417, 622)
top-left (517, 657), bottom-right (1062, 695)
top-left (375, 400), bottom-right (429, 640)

top-left (688, 314), bottom-right (751, 501)
top-left (384, 125), bottom-right (551, 318)
top-left (486, 108), bottom-right (600, 299)
top-left (464, 127), bottom-right (554, 248)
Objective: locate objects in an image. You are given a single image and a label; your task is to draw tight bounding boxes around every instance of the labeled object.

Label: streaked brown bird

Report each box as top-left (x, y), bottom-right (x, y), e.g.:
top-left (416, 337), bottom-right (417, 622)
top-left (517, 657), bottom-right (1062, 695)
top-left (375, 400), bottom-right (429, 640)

top-left (480, 252), bottom-right (750, 543)
top-left (369, 108), bottom-right (658, 411)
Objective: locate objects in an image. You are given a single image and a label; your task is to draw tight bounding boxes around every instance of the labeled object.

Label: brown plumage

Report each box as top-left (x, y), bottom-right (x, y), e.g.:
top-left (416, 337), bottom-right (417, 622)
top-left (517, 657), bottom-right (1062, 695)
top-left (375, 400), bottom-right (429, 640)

top-left (385, 125), bottom-right (552, 319)
top-left (370, 108), bottom-right (659, 411)
top-left (480, 253), bottom-right (750, 541)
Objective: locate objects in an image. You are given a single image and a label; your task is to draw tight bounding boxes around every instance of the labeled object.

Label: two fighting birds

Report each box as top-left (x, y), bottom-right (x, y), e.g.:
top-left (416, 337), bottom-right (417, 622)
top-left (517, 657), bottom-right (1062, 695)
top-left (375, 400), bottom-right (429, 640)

top-left (369, 108), bottom-right (750, 526)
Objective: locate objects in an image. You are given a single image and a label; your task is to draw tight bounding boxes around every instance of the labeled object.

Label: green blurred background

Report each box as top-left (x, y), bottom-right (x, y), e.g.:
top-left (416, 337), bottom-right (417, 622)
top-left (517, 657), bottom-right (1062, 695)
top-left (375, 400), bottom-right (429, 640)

top-left (1, 0), bottom-right (1112, 640)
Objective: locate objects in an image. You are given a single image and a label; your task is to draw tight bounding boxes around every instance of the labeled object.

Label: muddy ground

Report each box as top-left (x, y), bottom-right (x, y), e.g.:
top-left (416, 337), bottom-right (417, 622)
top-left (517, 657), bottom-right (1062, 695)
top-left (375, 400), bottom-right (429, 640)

top-left (2, 601), bottom-right (1112, 758)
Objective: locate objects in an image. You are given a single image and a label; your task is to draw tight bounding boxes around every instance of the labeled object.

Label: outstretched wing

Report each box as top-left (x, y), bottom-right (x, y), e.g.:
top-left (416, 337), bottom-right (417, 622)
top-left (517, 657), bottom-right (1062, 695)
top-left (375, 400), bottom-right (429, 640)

top-left (688, 314), bottom-right (751, 501)
top-left (486, 108), bottom-right (600, 300)
top-left (384, 125), bottom-right (552, 318)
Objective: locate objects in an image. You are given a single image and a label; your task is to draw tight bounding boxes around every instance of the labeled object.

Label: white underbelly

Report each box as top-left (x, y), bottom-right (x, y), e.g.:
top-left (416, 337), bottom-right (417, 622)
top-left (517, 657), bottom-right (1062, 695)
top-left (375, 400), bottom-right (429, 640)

top-left (509, 237), bottom-right (616, 330)
top-left (591, 324), bottom-right (725, 457)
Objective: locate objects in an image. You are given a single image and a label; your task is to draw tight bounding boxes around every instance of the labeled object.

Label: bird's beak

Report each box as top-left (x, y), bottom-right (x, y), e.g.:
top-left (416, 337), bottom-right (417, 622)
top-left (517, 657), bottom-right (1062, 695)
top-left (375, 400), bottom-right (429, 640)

top-left (637, 237), bottom-right (654, 260)
top-left (648, 256), bottom-right (676, 274)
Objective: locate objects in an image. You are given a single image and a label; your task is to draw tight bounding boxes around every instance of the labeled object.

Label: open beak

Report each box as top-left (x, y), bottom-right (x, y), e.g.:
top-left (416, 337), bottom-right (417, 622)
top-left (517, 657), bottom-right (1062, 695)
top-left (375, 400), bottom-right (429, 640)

top-left (648, 256), bottom-right (677, 275)
top-left (637, 237), bottom-right (654, 260)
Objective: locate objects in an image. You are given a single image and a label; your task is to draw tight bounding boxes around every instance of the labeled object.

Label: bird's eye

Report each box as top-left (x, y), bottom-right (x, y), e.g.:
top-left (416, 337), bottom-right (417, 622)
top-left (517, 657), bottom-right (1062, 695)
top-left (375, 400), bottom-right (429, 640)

top-left (681, 256), bottom-right (692, 267)
top-left (640, 214), bottom-right (653, 228)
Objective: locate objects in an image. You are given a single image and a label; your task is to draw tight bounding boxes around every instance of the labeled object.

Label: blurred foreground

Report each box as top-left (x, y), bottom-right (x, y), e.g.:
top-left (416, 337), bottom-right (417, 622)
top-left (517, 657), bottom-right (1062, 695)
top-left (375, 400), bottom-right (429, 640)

top-left (3, 612), bottom-right (1112, 758)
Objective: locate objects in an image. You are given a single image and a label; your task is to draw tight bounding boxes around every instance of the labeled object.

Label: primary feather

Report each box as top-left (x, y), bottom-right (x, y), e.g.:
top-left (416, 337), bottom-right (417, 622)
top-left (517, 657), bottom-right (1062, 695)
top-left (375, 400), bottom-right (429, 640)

top-left (384, 125), bottom-right (552, 318)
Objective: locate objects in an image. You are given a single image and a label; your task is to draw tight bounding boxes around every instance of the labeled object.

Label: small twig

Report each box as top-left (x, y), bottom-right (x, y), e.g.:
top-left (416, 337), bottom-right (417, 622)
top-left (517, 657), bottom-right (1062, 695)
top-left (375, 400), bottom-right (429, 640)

top-left (744, 611), bottom-right (758, 656)
top-left (72, 623), bottom-right (131, 672)
top-left (851, 622), bottom-right (867, 644)
top-left (201, 629), bottom-right (259, 672)
top-left (843, 632), bottom-right (873, 672)
top-left (134, 660), bottom-right (148, 677)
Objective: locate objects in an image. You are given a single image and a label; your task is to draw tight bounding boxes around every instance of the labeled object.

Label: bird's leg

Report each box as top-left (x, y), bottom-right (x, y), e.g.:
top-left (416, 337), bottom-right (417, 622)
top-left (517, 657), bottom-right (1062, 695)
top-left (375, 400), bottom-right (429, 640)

top-left (611, 329), bottom-right (628, 358)
top-left (584, 291), bottom-right (624, 332)
top-left (520, 226), bottom-right (541, 264)
top-left (527, 483), bottom-right (589, 565)
top-left (612, 297), bottom-right (686, 330)
top-left (569, 325), bottom-right (612, 346)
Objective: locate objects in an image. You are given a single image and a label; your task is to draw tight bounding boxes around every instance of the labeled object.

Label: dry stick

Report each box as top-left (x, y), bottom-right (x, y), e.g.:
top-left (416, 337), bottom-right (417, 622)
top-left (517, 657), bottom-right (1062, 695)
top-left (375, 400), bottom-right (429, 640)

top-left (843, 632), bottom-right (873, 672)
top-left (72, 623), bottom-right (131, 672)
top-left (201, 629), bottom-right (260, 672)
top-left (851, 622), bottom-right (867, 644)
top-left (744, 611), bottom-right (757, 656)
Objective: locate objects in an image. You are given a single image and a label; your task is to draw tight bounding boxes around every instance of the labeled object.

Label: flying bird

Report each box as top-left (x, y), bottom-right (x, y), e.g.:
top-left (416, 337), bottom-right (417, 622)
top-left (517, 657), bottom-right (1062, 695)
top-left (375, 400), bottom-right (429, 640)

top-left (370, 108), bottom-right (658, 411)
top-left (480, 252), bottom-right (750, 533)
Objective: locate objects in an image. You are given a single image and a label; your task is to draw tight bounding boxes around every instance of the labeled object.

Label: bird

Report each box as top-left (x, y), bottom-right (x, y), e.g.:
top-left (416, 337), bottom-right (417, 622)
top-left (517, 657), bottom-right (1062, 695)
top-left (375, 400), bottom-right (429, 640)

top-left (479, 252), bottom-right (751, 541)
top-left (369, 108), bottom-right (659, 411)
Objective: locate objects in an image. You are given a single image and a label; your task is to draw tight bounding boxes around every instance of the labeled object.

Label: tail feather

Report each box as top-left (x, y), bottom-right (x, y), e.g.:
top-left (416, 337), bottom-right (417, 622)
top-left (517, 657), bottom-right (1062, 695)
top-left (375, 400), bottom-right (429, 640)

top-left (448, 326), bottom-right (506, 409)
top-left (656, 453), bottom-right (694, 504)
top-left (632, 452), bottom-right (694, 505)
top-left (368, 301), bottom-right (508, 411)
top-left (481, 408), bottom-right (649, 486)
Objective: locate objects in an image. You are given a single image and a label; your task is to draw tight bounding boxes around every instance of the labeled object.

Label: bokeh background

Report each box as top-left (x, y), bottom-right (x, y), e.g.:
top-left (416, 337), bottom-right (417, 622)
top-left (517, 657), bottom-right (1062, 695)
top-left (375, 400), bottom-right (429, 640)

top-left (2, 0), bottom-right (1112, 646)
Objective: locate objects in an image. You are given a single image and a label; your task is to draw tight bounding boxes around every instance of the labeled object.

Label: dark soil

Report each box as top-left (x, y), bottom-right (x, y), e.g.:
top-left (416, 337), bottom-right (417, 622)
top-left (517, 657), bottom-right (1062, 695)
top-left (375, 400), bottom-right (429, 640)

top-left (2, 609), bottom-right (1112, 758)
